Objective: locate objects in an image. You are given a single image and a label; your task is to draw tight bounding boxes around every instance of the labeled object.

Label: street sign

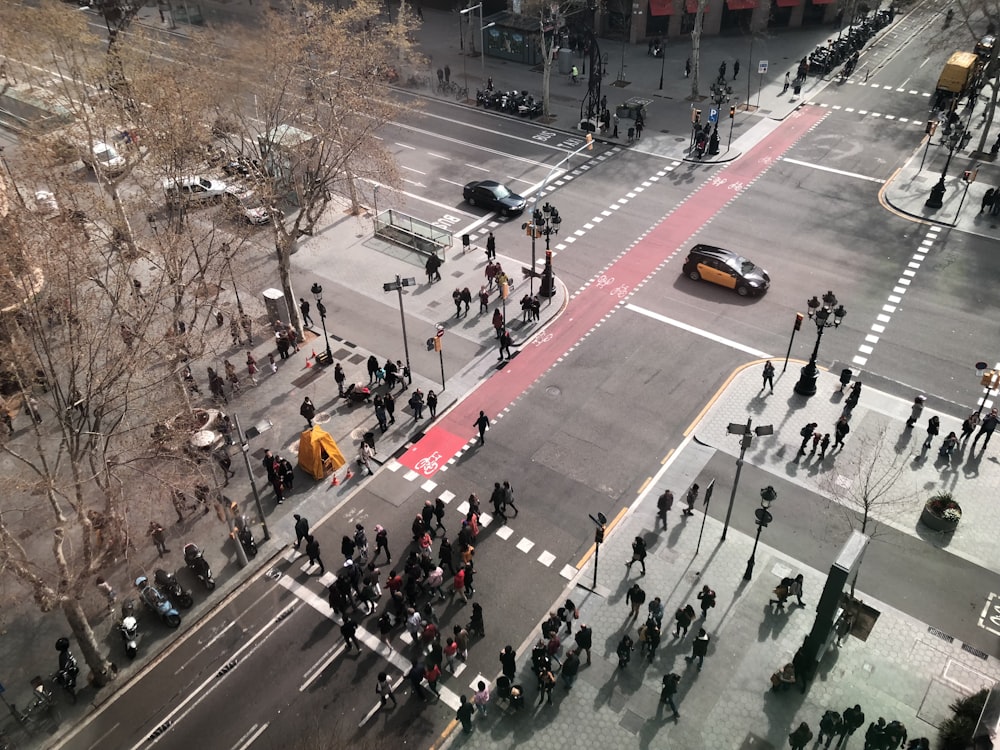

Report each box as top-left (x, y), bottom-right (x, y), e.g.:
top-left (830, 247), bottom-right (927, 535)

top-left (709, 108), bottom-right (719, 123)
top-left (758, 60), bottom-right (768, 74)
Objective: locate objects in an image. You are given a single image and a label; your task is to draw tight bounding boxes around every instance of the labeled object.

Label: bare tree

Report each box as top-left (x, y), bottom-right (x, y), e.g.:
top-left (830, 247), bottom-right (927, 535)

top-left (521, 0), bottom-right (587, 119)
top-left (214, 1), bottom-right (411, 335)
top-left (820, 418), bottom-right (912, 595)
top-left (689, 0), bottom-right (710, 100)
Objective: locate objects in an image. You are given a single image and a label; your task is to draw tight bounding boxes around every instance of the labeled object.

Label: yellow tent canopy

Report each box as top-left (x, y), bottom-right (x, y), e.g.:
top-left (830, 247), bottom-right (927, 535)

top-left (297, 426), bottom-right (346, 480)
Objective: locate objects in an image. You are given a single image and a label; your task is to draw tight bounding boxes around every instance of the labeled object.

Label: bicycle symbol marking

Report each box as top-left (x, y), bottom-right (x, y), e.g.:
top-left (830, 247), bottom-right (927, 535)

top-left (414, 451), bottom-right (442, 475)
top-left (534, 331), bottom-right (554, 346)
top-left (612, 284), bottom-right (630, 299)
top-left (595, 275), bottom-right (614, 288)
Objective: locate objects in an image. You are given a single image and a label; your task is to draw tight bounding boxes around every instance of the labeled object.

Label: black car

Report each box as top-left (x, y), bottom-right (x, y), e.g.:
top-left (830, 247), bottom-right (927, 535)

top-left (681, 244), bottom-right (770, 297)
top-left (463, 180), bottom-right (527, 216)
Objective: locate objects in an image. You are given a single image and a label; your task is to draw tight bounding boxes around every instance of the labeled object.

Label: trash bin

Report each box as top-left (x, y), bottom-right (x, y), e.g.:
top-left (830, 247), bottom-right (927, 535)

top-left (462, 234), bottom-right (470, 253)
top-left (839, 368), bottom-right (852, 389)
top-left (793, 82), bottom-right (802, 95)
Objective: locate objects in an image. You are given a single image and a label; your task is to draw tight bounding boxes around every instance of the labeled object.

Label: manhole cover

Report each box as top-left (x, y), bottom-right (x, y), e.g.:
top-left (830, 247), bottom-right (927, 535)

top-left (545, 385), bottom-right (561, 397)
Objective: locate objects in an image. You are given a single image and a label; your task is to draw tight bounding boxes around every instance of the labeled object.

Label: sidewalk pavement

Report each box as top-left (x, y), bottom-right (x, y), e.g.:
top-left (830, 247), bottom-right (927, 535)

top-left (444, 364), bottom-right (1000, 749)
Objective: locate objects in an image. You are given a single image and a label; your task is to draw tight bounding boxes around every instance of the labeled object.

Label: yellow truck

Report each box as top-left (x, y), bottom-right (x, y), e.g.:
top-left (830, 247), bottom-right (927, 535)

top-left (934, 51), bottom-right (980, 110)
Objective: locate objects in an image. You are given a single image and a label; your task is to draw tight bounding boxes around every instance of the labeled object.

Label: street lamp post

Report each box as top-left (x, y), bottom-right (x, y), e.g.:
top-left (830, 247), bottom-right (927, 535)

top-left (793, 290), bottom-right (847, 398)
top-left (658, 45), bottom-right (666, 90)
top-left (743, 486), bottom-right (776, 581)
top-left (383, 275), bottom-right (416, 385)
top-left (310, 283), bottom-right (333, 366)
top-left (975, 361), bottom-right (999, 413)
top-left (722, 418), bottom-right (773, 541)
top-left (925, 123), bottom-right (964, 209)
top-left (460, 3), bottom-right (490, 85)
top-left (589, 512), bottom-right (608, 590)
top-left (232, 413), bottom-right (270, 543)
top-left (522, 203), bottom-right (561, 297)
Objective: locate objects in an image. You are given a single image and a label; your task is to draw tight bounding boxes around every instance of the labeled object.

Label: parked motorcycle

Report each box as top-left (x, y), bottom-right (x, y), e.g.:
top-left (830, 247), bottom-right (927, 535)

top-left (233, 512), bottom-right (258, 558)
top-left (54, 638), bottom-right (79, 703)
top-left (120, 600), bottom-right (139, 659)
top-left (184, 543), bottom-right (216, 590)
top-left (135, 576), bottom-right (182, 628)
top-left (154, 569), bottom-right (194, 609)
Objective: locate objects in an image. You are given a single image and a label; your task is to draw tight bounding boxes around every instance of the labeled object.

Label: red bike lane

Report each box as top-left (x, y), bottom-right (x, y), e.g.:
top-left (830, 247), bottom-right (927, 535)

top-left (400, 106), bottom-right (828, 478)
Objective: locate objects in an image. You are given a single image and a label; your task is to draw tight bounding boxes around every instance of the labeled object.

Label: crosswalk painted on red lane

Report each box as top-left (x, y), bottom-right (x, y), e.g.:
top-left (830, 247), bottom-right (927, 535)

top-left (399, 105), bottom-right (829, 478)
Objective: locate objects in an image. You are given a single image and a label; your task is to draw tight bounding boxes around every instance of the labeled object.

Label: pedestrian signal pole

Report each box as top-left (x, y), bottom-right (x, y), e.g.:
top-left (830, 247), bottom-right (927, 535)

top-left (783, 312), bottom-right (804, 374)
top-left (589, 512), bottom-right (608, 590)
top-left (434, 327), bottom-right (445, 390)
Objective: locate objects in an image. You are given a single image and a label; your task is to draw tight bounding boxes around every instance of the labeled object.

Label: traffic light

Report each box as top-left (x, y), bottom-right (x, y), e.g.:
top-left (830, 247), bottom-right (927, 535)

top-left (692, 109), bottom-right (701, 124)
top-left (794, 312), bottom-right (804, 331)
top-left (586, 132), bottom-right (594, 150)
top-left (964, 168), bottom-right (978, 183)
top-left (729, 105), bottom-right (736, 118)
top-left (594, 525), bottom-right (605, 544)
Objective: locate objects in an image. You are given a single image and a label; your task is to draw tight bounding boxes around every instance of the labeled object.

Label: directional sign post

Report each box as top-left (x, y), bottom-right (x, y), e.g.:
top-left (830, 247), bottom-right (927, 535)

top-left (757, 60), bottom-right (768, 109)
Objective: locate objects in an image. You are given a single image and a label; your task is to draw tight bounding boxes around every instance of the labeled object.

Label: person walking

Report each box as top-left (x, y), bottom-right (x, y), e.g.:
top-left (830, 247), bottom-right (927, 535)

top-left (657, 489), bottom-right (673, 529)
top-left (502, 481), bottom-right (519, 516)
top-left (341, 616), bottom-right (360, 651)
top-left (905, 395), bottom-right (925, 428)
top-left (383, 392), bottom-right (396, 425)
top-left (844, 381), bottom-right (862, 414)
top-left (426, 390), bottom-right (438, 419)
top-left (305, 534), bottom-right (325, 574)
top-left (961, 411), bottom-right (981, 442)
top-left (473, 679), bottom-right (490, 715)
top-left (376, 671), bottom-right (397, 708)
top-left (625, 535), bottom-right (647, 575)
top-left (561, 649), bottom-right (581, 688)
top-left (299, 298), bottom-right (314, 327)
top-left (660, 672), bottom-right (681, 719)
top-left (626, 582), bottom-right (646, 620)
top-left (982, 188), bottom-right (996, 214)
top-left (674, 604), bottom-right (696, 637)
top-left (761, 360), bottom-right (775, 393)
top-left (499, 645), bottom-right (517, 679)
top-left (733, 58), bottom-right (741, 79)
top-left (790, 574), bottom-right (805, 606)
top-left (498, 328), bottom-right (513, 360)
top-left (575, 623), bottom-right (593, 664)
top-left (818, 434), bottom-right (831, 459)
top-left (293, 514), bottom-right (309, 550)
top-left (425, 253), bottom-right (442, 283)
top-left (456, 694), bottom-right (475, 732)
top-left (474, 410), bottom-right (489, 444)
top-left (491, 307), bottom-right (504, 338)
top-left (485, 232), bottom-right (496, 260)
top-left (96, 577), bottom-right (117, 613)
top-left (612, 111), bottom-right (620, 138)
top-left (300, 397), bottom-right (316, 427)
top-left (789, 722), bottom-right (813, 750)
top-left (478, 285), bottom-right (490, 314)
top-left (372, 524), bottom-right (390, 564)
top-left (684, 628), bottom-right (710, 670)
top-left (408, 389), bottom-right (424, 420)
top-left (818, 710), bottom-right (843, 749)
top-left (923, 415), bottom-right (940, 450)
top-left (438, 535), bottom-right (455, 575)
top-left (972, 407), bottom-right (1000, 448)
top-left (148, 521), bottom-right (169, 556)
top-left (834, 415), bottom-right (851, 449)
top-left (783, 71), bottom-right (791, 93)
top-left (840, 705), bottom-right (865, 745)
top-left (373, 395), bottom-right (388, 433)
top-left (538, 667), bottom-right (556, 705)
top-left (697, 585), bottom-right (716, 618)
top-left (367, 355), bottom-right (379, 384)
top-left (798, 422), bottom-right (818, 455)
top-left (424, 662), bottom-right (442, 697)
top-left (682, 483), bottom-right (699, 516)
top-left (490, 482), bottom-right (507, 521)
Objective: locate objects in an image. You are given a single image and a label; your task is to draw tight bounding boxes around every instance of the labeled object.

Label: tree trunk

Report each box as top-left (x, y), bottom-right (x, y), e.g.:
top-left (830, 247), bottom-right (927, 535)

top-left (690, 0), bottom-right (707, 100)
top-left (540, 20), bottom-right (554, 117)
top-left (275, 235), bottom-right (302, 336)
top-left (62, 597), bottom-right (116, 688)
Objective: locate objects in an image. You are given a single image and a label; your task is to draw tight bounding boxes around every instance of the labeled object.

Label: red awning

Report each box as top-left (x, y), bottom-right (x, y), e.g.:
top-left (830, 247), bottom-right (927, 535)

top-left (685, 0), bottom-right (702, 13)
top-left (775, 0), bottom-right (800, 6)
top-left (812, 0), bottom-right (836, 4)
top-left (726, 0), bottom-right (757, 8)
top-left (650, 0), bottom-right (678, 15)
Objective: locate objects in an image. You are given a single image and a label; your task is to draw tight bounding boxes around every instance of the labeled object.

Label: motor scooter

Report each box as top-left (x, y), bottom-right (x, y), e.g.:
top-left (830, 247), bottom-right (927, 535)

top-left (184, 543), bottom-right (216, 590)
top-left (154, 569), bottom-right (194, 609)
top-left (120, 599), bottom-right (139, 658)
top-left (233, 512), bottom-right (258, 558)
top-left (135, 576), bottom-right (182, 628)
top-left (54, 638), bottom-right (80, 703)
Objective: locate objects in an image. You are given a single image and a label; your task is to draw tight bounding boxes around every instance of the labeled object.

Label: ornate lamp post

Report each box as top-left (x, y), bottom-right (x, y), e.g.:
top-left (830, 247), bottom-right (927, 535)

top-left (925, 122), bottom-right (964, 209)
top-left (743, 486), bottom-right (776, 581)
top-left (310, 282), bottom-right (333, 365)
top-left (793, 291), bottom-right (847, 397)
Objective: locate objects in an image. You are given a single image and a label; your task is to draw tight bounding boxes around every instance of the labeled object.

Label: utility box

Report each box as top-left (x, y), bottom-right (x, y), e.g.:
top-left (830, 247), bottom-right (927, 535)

top-left (262, 288), bottom-right (292, 329)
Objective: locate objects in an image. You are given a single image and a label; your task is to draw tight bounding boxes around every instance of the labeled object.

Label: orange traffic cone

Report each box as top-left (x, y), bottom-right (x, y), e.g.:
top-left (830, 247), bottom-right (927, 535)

top-left (345, 467), bottom-right (354, 481)
top-left (305, 359), bottom-right (312, 369)
top-left (311, 349), bottom-right (318, 360)
top-left (330, 472), bottom-right (340, 486)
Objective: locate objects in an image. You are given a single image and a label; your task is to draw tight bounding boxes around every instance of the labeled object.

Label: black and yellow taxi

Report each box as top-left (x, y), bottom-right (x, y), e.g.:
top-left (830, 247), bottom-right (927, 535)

top-left (681, 244), bottom-right (770, 297)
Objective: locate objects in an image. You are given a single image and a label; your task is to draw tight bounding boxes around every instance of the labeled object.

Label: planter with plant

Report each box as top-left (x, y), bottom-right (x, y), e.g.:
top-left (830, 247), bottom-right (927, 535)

top-left (920, 493), bottom-right (962, 533)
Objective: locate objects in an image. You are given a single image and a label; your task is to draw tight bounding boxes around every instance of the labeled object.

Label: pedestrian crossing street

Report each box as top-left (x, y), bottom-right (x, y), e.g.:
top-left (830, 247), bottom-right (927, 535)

top-left (276, 553), bottom-right (496, 722)
top-left (385, 458), bottom-right (577, 581)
